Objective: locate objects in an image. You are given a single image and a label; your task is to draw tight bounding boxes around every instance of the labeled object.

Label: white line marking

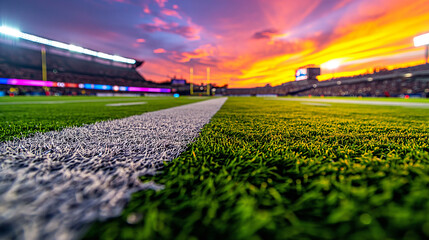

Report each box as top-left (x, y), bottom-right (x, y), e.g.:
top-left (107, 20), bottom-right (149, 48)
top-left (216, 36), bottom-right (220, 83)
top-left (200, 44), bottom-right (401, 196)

top-left (272, 98), bottom-right (429, 107)
top-left (301, 102), bottom-right (331, 106)
top-left (106, 102), bottom-right (147, 107)
top-left (0, 97), bottom-right (227, 240)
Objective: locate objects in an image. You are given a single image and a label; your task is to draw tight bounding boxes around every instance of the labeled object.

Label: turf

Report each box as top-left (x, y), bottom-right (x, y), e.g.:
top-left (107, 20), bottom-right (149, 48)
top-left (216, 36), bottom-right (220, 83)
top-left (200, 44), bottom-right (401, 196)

top-left (0, 96), bottom-right (206, 142)
top-left (85, 97), bottom-right (429, 240)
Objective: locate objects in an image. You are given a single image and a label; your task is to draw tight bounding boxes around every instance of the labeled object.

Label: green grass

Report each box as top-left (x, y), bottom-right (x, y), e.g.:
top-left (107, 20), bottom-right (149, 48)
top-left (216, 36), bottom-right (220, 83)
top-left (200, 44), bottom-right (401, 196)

top-left (85, 97), bottom-right (429, 240)
top-left (0, 96), bottom-right (206, 142)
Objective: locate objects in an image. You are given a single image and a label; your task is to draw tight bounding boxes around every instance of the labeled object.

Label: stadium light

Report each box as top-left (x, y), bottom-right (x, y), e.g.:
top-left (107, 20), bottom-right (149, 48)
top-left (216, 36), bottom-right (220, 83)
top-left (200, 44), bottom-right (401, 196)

top-left (322, 60), bottom-right (340, 70)
top-left (414, 33), bottom-right (429, 64)
top-left (0, 25), bottom-right (136, 64)
top-left (322, 60), bottom-right (340, 80)
top-left (0, 26), bottom-right (22, 38)
top-left (414, 33), bottom-right (429, 47)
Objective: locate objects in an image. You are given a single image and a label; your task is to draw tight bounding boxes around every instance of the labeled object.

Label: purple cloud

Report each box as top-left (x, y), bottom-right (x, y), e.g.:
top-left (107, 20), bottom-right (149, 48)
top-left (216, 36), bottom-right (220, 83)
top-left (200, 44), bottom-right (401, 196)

top-left (252, 29), bottom-right (280, 40)
top-left (138, 17), bottom-right (201, 40)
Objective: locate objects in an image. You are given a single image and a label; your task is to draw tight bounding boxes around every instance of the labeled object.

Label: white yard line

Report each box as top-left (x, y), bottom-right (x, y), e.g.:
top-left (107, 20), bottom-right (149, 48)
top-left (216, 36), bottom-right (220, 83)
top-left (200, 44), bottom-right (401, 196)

top-left (272, 98), bottom-right (429, 107)
top-left (106, 102), bottom-right (147, 107)
top-left (301, 102), bottom-right (331, 107)
top-left (0, 97), bottom-right (227, 240)
top-left (0, 98), bottom-right (145, 105)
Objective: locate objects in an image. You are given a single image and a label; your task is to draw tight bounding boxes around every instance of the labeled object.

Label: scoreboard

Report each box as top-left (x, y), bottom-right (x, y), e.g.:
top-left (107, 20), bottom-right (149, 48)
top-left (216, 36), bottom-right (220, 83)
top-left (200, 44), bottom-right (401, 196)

top-left (295, 66), bottom-right (321, 81)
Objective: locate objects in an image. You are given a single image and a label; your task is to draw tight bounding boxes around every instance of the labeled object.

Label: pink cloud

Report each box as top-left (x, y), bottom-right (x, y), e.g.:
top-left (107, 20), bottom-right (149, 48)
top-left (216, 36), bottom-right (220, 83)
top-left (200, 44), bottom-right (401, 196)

top-left (139, 19), bottom-right (201, 40)
top-left (161, 9), bottom-right (182, 19)
top-left (143, 5), bottom-right (151, 14)
top-left (154, 48), bottom-right (167, 53)
top-left (155, 0), bottom-right (168, 7)
top-left (173, 4), bottom-right (179, 9)
top-left (153, 17), bottom-right (168, 26)
top-left (136, 38), bottom-right (146, 43)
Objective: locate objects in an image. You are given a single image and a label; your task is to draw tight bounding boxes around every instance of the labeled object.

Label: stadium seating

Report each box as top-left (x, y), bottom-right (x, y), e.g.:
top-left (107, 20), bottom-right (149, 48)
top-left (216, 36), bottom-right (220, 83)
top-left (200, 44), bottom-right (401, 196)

top-left (0, 41), bottom-right (167, 95)
top-left (226, 64), bottom-right (429, 97)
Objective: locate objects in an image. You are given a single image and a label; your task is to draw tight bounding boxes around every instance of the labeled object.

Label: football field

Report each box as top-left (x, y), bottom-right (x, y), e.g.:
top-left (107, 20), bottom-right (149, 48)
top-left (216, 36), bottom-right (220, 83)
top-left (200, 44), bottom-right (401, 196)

top-left (1, 96), bottom-right (428, 240)
top-left (85, 97), bottom-right (429, 240)
top-left (0, 96), bottom-right (223, 239)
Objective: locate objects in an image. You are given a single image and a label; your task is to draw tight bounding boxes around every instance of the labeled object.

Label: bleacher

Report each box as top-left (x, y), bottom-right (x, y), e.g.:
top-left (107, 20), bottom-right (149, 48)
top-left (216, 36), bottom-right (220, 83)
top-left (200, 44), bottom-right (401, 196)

top-left (225, 64), bottom-right (429, 98)
top-left (0, 41), bottom-right (168, 96)
top-left (299, 65), bottom-right (429, 97)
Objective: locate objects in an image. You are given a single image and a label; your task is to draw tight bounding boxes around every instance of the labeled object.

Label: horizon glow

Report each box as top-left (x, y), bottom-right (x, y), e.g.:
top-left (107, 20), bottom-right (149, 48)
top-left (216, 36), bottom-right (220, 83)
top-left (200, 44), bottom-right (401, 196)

top-left (2, 0), bottom-right (429, 88)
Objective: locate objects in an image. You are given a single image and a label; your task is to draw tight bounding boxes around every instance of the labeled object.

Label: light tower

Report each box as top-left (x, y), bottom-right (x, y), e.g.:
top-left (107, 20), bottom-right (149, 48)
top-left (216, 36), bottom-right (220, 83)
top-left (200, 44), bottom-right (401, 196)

top-left (206, 67), bottom-right (210, 95)
top-left (190, 67), bottom-right (194, 95)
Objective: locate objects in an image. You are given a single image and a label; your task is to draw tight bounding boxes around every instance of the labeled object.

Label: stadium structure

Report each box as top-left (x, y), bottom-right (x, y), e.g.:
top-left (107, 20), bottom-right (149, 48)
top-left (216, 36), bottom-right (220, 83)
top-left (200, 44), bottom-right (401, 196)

top-left (0, 26), bottom-right (171, 96)
top-left (226, 64), bottom-right (429, 97)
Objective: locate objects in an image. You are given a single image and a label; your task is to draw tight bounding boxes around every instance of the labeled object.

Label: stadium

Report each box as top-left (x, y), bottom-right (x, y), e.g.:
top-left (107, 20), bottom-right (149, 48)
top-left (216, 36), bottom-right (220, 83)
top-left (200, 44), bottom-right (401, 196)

top-left (1, 1), bottom-right (429, 240)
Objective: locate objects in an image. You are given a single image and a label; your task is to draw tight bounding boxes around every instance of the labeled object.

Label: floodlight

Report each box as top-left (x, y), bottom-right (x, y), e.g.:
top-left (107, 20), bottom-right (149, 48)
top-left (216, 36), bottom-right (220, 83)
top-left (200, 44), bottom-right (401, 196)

top-left (82, 49), bottom-right (98, 57)
top-left (0, 26), bottom-right (22, 38)
top-left (49, 40), bottom-right (69, 50)
top-left (322, 60), bottom-right (340, 70)
top-left (0, 25), bottom-right (136, 64)
top-left (97, 52), bottom-right (112, 60)
top-left (68, 45), bottom-right (85, 53)
top-left (414, 33), bottom-right (429, 47)
top-left (414, 33), bottom-right (429, 64)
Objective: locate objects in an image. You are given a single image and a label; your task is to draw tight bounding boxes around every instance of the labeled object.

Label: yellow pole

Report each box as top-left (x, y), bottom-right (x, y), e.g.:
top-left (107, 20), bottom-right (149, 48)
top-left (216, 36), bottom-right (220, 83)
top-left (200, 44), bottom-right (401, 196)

top-left (425, 44), bottom-right (429, 64)
top-left (41, 47), bottom-right (49, 92)
top-left (190, 67), bottom-right (194, 95)
top-left (206, 67), bottom-right (210, 95)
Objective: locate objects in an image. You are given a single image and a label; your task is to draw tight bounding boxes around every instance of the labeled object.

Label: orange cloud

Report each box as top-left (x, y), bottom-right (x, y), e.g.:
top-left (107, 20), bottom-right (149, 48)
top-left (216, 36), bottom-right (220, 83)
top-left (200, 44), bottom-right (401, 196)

top-left (168, 44), bottom-right (216, 63)
top-left (153, 48), bottom-right (167, 54)
top-left (137, 0), bottom-right (429, 88)
top-left (217, 0), bottom-right (429, 87)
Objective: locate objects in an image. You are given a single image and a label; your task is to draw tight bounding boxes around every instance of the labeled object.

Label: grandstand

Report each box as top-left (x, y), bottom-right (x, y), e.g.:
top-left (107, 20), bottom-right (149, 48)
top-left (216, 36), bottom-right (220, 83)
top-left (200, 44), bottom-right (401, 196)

top-left (0, 30), bottom-right (170, 96)
top-left (226, 64), bottom-right (429, 98)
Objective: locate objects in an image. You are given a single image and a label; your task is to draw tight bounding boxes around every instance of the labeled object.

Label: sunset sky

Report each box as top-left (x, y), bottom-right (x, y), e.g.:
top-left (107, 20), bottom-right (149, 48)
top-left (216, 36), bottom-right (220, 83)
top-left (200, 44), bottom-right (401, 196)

top-left (1, 0), bottom-right (429, 87)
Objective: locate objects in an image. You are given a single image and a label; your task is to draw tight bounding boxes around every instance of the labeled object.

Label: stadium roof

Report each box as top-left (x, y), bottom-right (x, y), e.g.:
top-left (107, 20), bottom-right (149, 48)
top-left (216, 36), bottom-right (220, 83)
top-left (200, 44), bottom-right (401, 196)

top-left (0, 26), bottom-right (136, 64)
